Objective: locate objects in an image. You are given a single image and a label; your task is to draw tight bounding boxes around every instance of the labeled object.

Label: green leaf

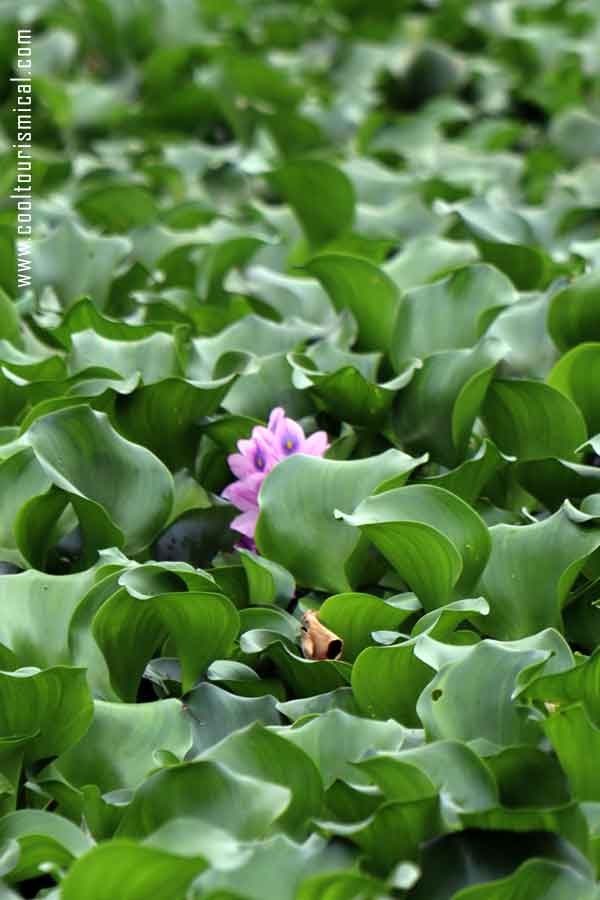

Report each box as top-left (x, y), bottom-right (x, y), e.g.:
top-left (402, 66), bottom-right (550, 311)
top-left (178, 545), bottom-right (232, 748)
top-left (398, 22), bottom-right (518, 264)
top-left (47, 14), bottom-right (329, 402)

top-left (76, 182), bottom-right (159, 232)
top-left (453, 857), bottom-right (600, 900)
top-left (0, 666), bottom-right (92, 763)
top-left (391, 264), bottom-right (515, 367)
top-left (516, 458), bottom-right (600, 511)
top-left (550, 108), bottom-right (600, 163)
top-left (392, 337), bottom-right (506, 466)
top-left (201, 722), bottom-right (323, 837)
top-left (481, 379), bottom-right (587, 462)
top-left (195, 834), bottom-right (354, 900)
top-left (187, 315), bottom-right (318, 381)
top-left (548, 271), bottom-right (600, 351)
top-left (60, 841), bottom-right (206, 900)
top-left (68, 329), bottom-right (180, 384)
top-left (116, 761), bottom-right (290, 840)
top-left (408, 830), bottom-right (596, 899)
top-left (338, 485), bottom-right (490, 610)
top-left (268, 161), bottom-right (355, 249)
top-left (114, 375), bottom-right (236, 470)
top-left (185, 683), bottom-right (281, 755)
top-left (478, 506), bottom-right (600, 639)
top-left (265, 642), bottom-right (352, 698)
top-left (296, 869), bottom-right (385, 900)
top-left (16, 486), bottom-right (123, 571)
top-left (272, 709), bottom-right (406, 789)
top-left (351, 598), bottom-right (488, 725)
top-left (0, 568), bottom-right (99, 668)
top-left (484, 745), bottom-right (571, 809)
top-left (239, 550), bottom-right (295, 607)
top-left (420, 439), bottom-right (506, 505)
top-left (256, 450), bottom-right (424, 593)
top-left (304, 255), bottom-right (399, 353)
top-left (25, 406), bottom-right (173, 554)
top-left (356, 741), bottom-right (498, 815)
top-left (0, 810), bottom-right (92, 883)
top-left (319, 592), bottom-right (418, 662)
top-left (544, 704), bottom-right (600, 802)
top-left (289, 351), bottom-right (420, 427)
top-left (0, 449), bottom-right (51, 551)
top-left (476, 240), bottom-right (550, 291)
top-left (384, 235), bottom-right (479, 291)
top-left (277, 689), bottom-right (359, 722)
top-left (321, 794), bottom-right (442, 874)
top-left (416, 637), bottom-right (565, 746)
top-left (0, 290), bottom-right (21, 347)
top-left (31, 220), bottom-right (131, 310)
top-left (548, 343), bottom-right (600, 437)
top-left (484, 292), bottom-right (558, 379)
top-left (93, 589), bottom-right (240, 698)
top-left (56, 699), bottom-right (192, 792)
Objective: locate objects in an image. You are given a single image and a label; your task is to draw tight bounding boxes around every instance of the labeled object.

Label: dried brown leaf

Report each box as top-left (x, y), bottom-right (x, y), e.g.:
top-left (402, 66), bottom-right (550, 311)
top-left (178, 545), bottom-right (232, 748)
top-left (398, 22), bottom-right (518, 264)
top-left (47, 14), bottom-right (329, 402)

top-left (300, 609), bottom-right (344, 661)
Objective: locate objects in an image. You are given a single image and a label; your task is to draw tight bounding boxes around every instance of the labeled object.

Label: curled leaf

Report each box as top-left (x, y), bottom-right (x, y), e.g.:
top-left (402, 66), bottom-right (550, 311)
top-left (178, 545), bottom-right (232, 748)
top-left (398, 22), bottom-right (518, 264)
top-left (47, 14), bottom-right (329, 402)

top-left (300, 610), bottom-right (344, 661)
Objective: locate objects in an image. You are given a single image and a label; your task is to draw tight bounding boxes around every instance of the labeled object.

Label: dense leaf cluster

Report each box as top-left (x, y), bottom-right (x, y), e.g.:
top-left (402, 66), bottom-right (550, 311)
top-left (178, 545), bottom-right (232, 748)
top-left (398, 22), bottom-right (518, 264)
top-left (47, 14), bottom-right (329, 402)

top-left (1, 0), bottom-right (600, 896)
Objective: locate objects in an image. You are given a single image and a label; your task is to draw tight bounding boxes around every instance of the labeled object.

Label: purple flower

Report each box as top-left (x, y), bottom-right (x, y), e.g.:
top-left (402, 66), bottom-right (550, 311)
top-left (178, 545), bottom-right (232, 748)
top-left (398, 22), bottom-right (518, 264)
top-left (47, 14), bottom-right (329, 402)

top-left (267, 407), bottom-right (329, 459)
top-left (222, 407), bottom-right (329, 546)
top-left (222, 472), bottom-right (264, 541)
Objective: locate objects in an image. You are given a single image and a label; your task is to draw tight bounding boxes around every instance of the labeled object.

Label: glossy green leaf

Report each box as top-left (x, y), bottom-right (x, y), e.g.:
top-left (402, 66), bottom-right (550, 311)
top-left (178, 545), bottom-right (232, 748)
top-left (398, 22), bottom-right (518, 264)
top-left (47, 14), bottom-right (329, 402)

top-left (548, 343), bottom-right (600, 437)
top-left (482, 379), bottom-right (587, 462)
top-left (93, 589), bottom-right (240, 698)
top-left (416, 638), bottom-right (564, 746)
top-left (478, 506), bottom-right (600, 639)
top-left (453, 857), bottom-right (600, 900)
top-left (185, 682), bottom-right (281, 755)
top-left (319, 592), bottom-right (417, 662)
top-left (392, 337), bottom-right (506, 466)
top-left (0, 567), bottom-right (100, 668)
top-left (0, 810), bottom-right (92, 883)
top-left (239, 550), bottom-right (295, 607)
top-left (549, 271), bottom-right (600, 351)
top-left (305, 255), bottom-right (399, 353)
top-left (351, 598), bottom-right (489, 724)
top-left (289, 351), bottom-right (420, 427)
top-left (56, 699), bottom-right (192, 792)
top-left (268, 161), bottom-right (354, 249)
top-left (25, 406), bottom-right (173, 554)
top-left (391, 264), bottom-right (515, 367)
top-left (273, 709), bottom-right (406, 789)
top-left (339, 485), bottom-right (490, 610)
top-left (544, 704), bottom-right (600, 801)
top-left (195, 834), bottom-right (353, 900)
top-left (356, 740), bottom-right (498, 814)
top-left (0, 666), bottom-right (92, 763)
top-left (61, 841), bottom-right (206, 900)
top-left (116, 761), bottom-right (290, 840)
top-left (31, 220), bottom-right (131, 310)
top-left (256, 450), bottom-right (424, 593)
top-left (201, 722), bottom-right (323, 837)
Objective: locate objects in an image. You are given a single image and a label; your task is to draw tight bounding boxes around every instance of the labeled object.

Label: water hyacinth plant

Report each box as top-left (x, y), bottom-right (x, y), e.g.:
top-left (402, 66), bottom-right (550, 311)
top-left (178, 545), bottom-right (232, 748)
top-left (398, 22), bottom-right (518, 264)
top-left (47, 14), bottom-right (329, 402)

top-left (5, 0), bottom-right (600, 896)
top-left (222, 407), bottom-right (329, 545)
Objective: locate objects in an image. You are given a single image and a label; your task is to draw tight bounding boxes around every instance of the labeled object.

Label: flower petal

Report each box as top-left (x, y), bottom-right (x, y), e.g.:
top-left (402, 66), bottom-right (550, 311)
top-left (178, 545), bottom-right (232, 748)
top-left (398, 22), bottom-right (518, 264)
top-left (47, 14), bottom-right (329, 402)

top-left (222, 472), bottom-right (264, 511)
top-left (279, 419), bottom-right (306, 455)
top-left (231, 509), bottom-right (259, 539)
top-left (302, 431), bottom-right (330, 457)
top-left (228, 452), bottom-right (256, 480)
top-left (267, 407), bottom-right (285, 433)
